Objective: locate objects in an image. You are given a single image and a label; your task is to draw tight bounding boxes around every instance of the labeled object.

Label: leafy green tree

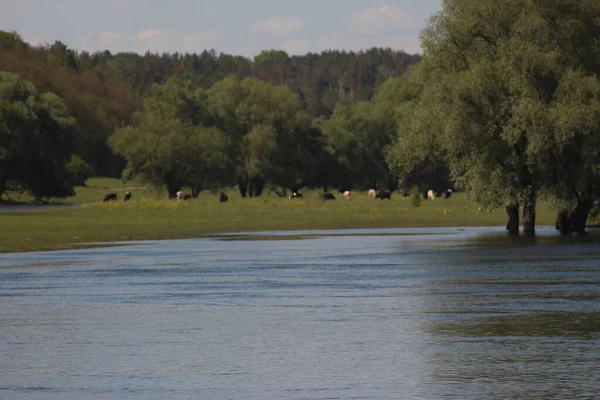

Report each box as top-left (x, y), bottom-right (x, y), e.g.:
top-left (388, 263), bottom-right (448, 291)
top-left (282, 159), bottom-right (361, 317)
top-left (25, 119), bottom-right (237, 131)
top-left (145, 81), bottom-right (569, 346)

top-left (253, 50), bottom-right (290, 69)
top-left (66, 155), bottom-right (93, 186)
top-left (206, 77), bottom-right (319, 197)
top-left (0, 72), bottom-right (76, 200)
top-left (0, 31), bottom-right (28, 53)
top-left (321, 75), bottom-right (422, 191)
top-left (110, 78), bottom-right (228, 197)
top-left (390, 0), bottom-right (600, 235)
top-left (143, 77), bottom-right (209, 125)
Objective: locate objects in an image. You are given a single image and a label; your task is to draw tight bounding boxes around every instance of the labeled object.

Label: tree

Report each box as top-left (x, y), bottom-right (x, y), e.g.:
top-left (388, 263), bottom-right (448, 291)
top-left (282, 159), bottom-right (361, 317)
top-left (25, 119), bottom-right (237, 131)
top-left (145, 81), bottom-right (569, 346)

top-left (391, 0), bottom-right (600, 235)
top-left (0, 72), bottom-right (76, 200)
top-left (110, 78), bottom-right (229, 197)
top-left (206, 77), bottom-right (320, 197)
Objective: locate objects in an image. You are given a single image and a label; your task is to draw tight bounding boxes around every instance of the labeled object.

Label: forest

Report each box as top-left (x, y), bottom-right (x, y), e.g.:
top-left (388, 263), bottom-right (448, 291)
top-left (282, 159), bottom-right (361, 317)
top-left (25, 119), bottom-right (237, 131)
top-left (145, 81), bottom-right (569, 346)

top-left (2, 0), bottom-right (600, 235)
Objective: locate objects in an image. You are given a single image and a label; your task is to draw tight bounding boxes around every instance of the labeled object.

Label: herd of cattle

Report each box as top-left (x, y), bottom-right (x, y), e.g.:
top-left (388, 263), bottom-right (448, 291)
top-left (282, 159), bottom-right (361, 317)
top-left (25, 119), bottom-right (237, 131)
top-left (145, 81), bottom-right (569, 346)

top-left (103, 188), bottom-right (453, 203)
top-left (289, 188), bottom-right (453, 201)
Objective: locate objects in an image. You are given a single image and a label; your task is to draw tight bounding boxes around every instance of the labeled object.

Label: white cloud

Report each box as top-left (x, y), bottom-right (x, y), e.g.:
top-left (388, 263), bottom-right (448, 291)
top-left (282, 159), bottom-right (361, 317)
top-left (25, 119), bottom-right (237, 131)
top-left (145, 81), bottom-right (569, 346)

top-left (137, 29), bottom-right (169, 40)
top-left (281, 39), bottom-right (311, 55)
top-left (23, 35), bottom-right (46, 47)
top-left (251, 17), bottom-right (303, 37)
top-left (346, 5), bottom-right (419, 35)
top-left (99, 31), bottom-right (126, 44)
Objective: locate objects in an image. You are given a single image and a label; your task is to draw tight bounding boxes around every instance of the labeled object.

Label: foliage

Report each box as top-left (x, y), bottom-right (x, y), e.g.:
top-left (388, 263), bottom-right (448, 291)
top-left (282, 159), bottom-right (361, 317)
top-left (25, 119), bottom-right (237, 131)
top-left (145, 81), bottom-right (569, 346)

top-left (0, 72), bottom-right (76, 200)
top-left (411, 185), bottom-right (422, 208)
top-left (66, 155), bottom-right (94, 186)
top-left (385, 0), bottom-right (600, 234)
top-left (0, 32), bottom-right (139, 176)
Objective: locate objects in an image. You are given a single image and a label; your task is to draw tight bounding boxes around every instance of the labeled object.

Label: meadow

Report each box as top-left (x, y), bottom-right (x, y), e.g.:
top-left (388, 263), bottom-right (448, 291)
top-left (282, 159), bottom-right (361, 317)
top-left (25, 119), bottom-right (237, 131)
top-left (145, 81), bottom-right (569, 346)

top-left (0, 178), bottom-right (559, 253)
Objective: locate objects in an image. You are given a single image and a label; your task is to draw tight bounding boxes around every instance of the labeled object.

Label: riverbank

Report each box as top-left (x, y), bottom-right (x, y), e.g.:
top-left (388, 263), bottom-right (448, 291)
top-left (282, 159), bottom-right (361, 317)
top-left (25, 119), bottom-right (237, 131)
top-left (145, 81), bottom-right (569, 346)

top-left (0, 186), bottom-right (560, 253)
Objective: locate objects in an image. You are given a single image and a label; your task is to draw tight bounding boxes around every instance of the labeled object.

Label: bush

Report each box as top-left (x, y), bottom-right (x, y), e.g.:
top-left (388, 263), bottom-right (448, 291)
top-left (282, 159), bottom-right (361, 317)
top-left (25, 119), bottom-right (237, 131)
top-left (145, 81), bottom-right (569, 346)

top-left (411, 185), bottom-right (422, 207)
top-left (66, 155), bottom-right (93, 186)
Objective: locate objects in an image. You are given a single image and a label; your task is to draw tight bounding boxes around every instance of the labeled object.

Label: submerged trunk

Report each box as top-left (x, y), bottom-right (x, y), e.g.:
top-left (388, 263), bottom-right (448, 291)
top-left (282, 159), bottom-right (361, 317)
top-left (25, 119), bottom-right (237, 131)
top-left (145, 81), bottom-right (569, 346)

top-left (505, 203), bottom-right (520, 235)
top-left (571, 200), bottom-right (593, 235)
top-left (555, 209), bottom-right (572, 234)
top-left (555, 200), bottom-right (593, 235)
top-left (522, 191), bottom-right (537, 236)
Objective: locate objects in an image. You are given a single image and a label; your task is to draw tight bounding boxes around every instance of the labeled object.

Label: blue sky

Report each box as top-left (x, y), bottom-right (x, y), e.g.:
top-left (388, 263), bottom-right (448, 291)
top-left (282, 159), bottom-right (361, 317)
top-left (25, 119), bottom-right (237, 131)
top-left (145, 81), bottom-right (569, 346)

top-left (1, 0), bottom-right (443, 56)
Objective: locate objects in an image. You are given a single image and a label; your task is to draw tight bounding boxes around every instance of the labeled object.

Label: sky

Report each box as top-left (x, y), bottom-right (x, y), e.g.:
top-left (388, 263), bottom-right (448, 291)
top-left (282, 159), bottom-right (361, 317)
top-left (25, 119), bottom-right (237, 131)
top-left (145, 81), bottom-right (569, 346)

top-left (0, 0), bottom-right (443, 57)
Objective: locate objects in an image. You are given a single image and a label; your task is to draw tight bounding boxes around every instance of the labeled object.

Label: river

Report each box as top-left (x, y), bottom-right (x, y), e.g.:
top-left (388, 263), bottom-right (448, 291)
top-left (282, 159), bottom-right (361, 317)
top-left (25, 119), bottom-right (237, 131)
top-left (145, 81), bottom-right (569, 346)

top-left (1, 227), bottom-right (599, 399)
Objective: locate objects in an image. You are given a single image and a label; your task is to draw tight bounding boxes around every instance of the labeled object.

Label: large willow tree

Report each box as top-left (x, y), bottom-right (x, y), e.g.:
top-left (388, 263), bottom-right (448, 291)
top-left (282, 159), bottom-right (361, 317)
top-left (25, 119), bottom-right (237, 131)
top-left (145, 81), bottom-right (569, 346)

top-left (389, 0), bottom-right (600, 235)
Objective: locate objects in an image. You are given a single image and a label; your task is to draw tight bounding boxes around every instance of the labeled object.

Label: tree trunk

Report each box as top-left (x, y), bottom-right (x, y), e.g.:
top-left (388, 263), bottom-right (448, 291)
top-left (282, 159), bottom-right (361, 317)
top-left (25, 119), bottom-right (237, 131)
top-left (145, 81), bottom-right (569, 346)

top-left (237, 179), bottom-right (247, 198)
top-left (167, 183), bottom-right (180, 199)
top-left (555, 209), bottom-right (572, 234)
top-left (254, 177), bottom-right (265, 197)
top-left (522, 191), bottom-right (537, 236)
top-left (191, 184), bottom-right (202, 198)
top-left (248, 176), bottom-right (265, 197)
top-left (505, 203), bottom-right (520, 235)
top-left (570, 200), bottom-right (593, 235)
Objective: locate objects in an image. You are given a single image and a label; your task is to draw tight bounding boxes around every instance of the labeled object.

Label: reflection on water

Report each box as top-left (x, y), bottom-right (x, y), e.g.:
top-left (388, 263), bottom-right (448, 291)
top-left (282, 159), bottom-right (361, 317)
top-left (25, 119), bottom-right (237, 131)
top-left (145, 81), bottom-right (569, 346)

top-left (0, 227), bottom-right (599, 399)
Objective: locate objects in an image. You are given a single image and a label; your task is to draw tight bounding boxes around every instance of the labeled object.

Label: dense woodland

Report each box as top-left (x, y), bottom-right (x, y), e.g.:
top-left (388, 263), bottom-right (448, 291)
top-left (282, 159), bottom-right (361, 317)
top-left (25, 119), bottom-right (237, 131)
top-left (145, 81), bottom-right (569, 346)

top-left (3, 0), bottom-right (600, 235)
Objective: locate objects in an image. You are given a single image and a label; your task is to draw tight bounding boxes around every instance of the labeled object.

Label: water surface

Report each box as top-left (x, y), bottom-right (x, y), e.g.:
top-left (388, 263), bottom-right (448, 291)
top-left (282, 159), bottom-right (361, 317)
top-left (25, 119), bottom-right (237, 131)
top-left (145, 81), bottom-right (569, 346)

top-left (1, 227), bottom-right (599, 399)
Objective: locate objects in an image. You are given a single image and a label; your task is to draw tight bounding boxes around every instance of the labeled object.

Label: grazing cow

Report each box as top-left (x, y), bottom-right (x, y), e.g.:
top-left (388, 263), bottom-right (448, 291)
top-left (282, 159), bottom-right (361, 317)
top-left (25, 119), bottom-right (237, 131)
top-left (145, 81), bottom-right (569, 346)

top-left (290, 192), bottom-right (303, 199)
top-left (182, 193), bottom-right (192, 201)
top-left (368, 189), bottom-right (377, 199)
top-left (124, 191), bottom-right (132, 201)
top-left (323, 192), bottom-right (336, 200)
top-left (376, 190), bottom-right (392, 200)
top-left (219, 192), bottom-right (228, 203)
top-left (443, 189), bottom-right (453, 200)
top-left (176, 191), bottom-right (183, 201)
top-left (103, 192), bottom-right (117, 202)
top-left (343, 191), bottom-right (351, 200)
top-left (427, 190), bottom-right (435, 200)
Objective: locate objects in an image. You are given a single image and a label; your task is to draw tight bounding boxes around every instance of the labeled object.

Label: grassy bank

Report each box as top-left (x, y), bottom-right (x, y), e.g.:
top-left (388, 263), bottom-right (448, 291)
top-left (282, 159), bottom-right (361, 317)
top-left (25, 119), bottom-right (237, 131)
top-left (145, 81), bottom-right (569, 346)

top-left (0, 178), bottom-right (559, 253)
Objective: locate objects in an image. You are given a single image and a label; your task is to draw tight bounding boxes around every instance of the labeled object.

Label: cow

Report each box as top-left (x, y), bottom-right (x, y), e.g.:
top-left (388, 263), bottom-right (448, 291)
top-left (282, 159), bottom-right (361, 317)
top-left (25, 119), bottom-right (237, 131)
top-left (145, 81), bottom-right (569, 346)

top-left (103, 192), bottom-right (117, 202)
top-left (427, 190), bottom-right (435, 200)
top-left (182, 193), bottom-right (192, 201)
top-left (375, 189), bottom-right (392, 200)
top-left (219, 192), bottom-right (228, 203)
top-left (323, 192), bottom-right (336, 200)
top-left (443, 189), bottom-right (453, 200)
top-left (124, 191), bottom-right (132, 201)
top-left (290, 192), bottom-right (303, 199)
top-left (343, 191), bottom-right (351, 200)
top-left (337, 187), bottom-right (349, 194)
top-left (401, 188), bottom-right (410, 199)
top-left (176, 191), bottom-right (183, 201)
top-left (368, 189), bottom-right (377, 199)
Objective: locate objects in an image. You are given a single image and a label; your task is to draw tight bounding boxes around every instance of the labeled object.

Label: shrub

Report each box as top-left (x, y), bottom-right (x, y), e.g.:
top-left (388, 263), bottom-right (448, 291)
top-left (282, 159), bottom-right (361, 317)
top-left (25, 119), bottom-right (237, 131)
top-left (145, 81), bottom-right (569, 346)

top-left (411, 185), bottom-right (422, 207)
top-left (66, 155), bottom-right (93, 186)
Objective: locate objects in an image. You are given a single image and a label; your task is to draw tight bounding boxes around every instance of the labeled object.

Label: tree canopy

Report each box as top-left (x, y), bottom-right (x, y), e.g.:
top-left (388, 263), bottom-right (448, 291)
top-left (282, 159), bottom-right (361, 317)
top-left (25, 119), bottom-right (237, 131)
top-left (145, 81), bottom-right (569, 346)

top-left (0, 72), bottom-right (77, 200)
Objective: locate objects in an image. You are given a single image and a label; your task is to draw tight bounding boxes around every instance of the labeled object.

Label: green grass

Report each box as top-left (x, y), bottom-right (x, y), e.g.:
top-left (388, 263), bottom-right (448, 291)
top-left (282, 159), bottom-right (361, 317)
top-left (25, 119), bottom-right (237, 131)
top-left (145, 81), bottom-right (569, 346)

top-left (0, 178), bottom-right (560, 253)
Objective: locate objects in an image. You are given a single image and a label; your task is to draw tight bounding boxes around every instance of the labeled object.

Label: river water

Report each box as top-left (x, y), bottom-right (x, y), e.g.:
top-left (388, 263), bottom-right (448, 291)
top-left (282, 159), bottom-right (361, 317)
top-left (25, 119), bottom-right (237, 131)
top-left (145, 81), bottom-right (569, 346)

top-left (1, 227), bottom-right (599, 399)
